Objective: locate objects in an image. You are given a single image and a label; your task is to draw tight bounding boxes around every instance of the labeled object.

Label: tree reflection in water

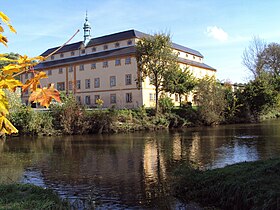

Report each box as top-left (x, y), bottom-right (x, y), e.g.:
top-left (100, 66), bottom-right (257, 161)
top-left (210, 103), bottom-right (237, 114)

top-left (0, 120), bottom-right (280, 208)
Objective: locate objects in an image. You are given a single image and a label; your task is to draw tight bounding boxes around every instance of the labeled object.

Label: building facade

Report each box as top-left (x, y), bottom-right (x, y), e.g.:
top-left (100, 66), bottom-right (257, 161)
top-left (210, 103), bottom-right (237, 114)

top-left (21, 17), bottom-right (216, 108)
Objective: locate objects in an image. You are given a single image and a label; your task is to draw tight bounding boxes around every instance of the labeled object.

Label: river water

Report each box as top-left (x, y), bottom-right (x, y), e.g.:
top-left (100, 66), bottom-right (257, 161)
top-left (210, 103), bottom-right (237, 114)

top-left (1, 120), bottom-right (280, 209)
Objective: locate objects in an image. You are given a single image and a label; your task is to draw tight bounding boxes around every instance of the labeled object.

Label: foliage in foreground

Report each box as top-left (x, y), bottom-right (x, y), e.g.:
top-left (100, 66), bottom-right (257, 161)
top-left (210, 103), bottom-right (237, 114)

top-left (0, 184), bottom-right (68, 210)
top-left (173, 158), bottom-right (280, 210)
top-left (0, 12), bottom-right (61, 135)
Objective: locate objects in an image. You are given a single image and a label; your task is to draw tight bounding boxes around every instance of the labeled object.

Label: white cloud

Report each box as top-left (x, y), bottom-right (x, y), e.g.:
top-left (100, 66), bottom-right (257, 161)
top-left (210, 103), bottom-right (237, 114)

top-left (206, 26), bottom-right (229, 42)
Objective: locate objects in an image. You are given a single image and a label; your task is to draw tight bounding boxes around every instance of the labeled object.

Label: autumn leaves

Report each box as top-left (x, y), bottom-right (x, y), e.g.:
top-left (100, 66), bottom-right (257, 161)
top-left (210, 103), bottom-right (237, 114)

top-left (0, 11), bottom-right (61, 134)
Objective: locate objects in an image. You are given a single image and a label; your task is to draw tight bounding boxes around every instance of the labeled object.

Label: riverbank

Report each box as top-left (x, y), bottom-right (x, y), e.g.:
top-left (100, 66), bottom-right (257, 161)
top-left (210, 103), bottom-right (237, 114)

top-left (173, 158), bottom-right (280, 210)
top-left (0, 184), bottom-right (69, 209)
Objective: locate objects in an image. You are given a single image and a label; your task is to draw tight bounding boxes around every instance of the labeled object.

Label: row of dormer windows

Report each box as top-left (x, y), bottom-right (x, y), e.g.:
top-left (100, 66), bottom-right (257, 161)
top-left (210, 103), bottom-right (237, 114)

top-left (177, 51), bottom-right (202, 62)
top-left (50, 40), bottom-right (133, 60)
top-left (21, 57), bottom-right (132, 79)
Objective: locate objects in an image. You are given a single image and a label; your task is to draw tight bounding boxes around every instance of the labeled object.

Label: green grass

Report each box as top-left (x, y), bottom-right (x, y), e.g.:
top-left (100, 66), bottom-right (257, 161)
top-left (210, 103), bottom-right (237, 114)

top-left (173, 158), bottom-right (280, 210)
top-left (0, 184), bottom-right (69, 210)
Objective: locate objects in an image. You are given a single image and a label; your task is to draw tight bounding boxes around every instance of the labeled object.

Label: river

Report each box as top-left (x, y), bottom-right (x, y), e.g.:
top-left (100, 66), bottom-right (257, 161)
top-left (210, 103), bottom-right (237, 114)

top-left (1, 119), bottom-right (280, 209)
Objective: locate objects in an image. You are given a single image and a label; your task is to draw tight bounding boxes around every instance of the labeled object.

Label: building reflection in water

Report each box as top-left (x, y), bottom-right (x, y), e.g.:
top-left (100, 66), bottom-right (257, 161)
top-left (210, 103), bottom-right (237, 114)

top-left (1, 120), bottom-right (280, 208)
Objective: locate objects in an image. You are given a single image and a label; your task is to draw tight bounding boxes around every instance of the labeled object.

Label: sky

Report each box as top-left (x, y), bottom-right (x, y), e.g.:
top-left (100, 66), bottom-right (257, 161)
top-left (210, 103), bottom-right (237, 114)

top-left (1, 0), bottom-right (280, 83)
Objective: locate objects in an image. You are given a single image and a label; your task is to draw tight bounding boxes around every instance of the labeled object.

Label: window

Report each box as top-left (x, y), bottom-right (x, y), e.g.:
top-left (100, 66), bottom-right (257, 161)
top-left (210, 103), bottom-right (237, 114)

top-left (110, 94), bottom-right (116, 104)
top-left (57, 82), bottom-right (65, 91)
top-left (91, 63), bottom-right (96, 69)
top-left (92, 47), bottom-right (96, 52)
top-left (71, 51), bottom-right (75, 56)
top-left (68, 81), bottom-right (73, 90)
top-left (126, 93), bottom-right (132, 103)
top-left (25, 73), bottom-right (28, 79)
top-left (110, 76), bottom-right (116, 87)
top-left (85, 95), bottom-right (91, 105)
top-left (59, 68), bottom-right (63, 74)
top-left (125, 57), bottom-right (131, 65)
top-left (81, 49), bottom-right (85, 54)
top-left (127, 40), bottom-right (132, 45)
top-left (76, 96), bottom-right (81, 104)
top-left (51, 55), bottom-right (54, 60)
top-left (60, 53), bottom-right (64, 58)
top-left (125, 74), bottom-right (132, 85)
top-left (149, 93), bottom-right (156, 101)
top-left (115, 42), bottom-right (120, 48)
top-left (79, 64), bottom-right (84, 71)
top-left (186, 54), bottom-right (188, 58)
top-left (48, 70), bottom-right (52, 75)
top-left (193, 55), bottom-right (195, 59)
top-left (94, 78), bottom-right (100, 88)
top-left (85, 79), bottom-right (90, 89)
top-left (103, 61), bottom-right (108, 68)
top-left (94, 95), bottom-right (100, 104)
top-left (115, 59), bottom-right (121, 66)
top-left (69, 66), bottom-right (73, 72)
top-left (76, 80), bottom-right (81, 89)
top-left (103, 45), bottom-right (108, 50)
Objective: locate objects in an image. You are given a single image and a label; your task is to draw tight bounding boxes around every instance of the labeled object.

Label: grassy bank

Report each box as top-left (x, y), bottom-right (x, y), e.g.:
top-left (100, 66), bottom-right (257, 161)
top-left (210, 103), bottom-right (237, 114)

top-left (173, 158), bottom-right (280, 210)
top-left (0, 184), bottom-right (68, 210)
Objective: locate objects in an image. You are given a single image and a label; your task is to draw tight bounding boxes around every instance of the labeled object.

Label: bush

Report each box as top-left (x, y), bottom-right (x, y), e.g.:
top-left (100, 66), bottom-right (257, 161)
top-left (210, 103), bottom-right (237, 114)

top-left (159, 96), bottom-right (174, 113)
top-left (50, 94), bottom-right (90, 135)
top-left (9, 106), bottom-right (54, 136)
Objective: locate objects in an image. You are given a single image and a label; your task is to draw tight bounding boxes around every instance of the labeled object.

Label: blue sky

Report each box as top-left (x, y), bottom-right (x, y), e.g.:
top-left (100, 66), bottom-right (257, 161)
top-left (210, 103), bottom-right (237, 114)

top-left (1, 0), bottom-right (280, 83)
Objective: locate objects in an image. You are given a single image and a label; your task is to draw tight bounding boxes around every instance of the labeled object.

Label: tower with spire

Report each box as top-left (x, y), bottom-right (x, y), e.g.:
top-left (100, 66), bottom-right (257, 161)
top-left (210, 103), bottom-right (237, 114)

top-left (83, 12), bottom-right (91, 45)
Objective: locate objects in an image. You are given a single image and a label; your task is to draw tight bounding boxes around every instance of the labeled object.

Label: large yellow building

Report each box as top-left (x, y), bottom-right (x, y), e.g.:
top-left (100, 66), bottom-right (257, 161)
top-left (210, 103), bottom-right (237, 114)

top-left (21, 17), bottom-right (216, 108)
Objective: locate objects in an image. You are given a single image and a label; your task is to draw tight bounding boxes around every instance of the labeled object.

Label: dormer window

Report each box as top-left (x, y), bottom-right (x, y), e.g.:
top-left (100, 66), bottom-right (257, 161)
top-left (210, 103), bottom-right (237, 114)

top-left (92, 47), bottom-right (96, 52)
top-left (186, 54), bottom-right (188, 58)
top-left (115, 42), bottom-right (120, 48)
top-left (51, 55), bottom-right (55, 60)
top-left (60, 53), bottom-right (64, 58)
top-left (127, 40), bottom-right (132, 45)
top-left (71, 51), bottom-right (75, 56)
top-left (103, 45), bottom-right (108, 50)
top-left (193, 56), bottom-right (195, 59)
top-left (81, 49), bottom-right (85, 54)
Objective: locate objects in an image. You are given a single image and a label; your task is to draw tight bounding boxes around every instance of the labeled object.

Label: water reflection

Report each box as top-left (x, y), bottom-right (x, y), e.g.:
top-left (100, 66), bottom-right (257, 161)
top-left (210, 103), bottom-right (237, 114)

top-left (0, 120), bottom-right (280, 209)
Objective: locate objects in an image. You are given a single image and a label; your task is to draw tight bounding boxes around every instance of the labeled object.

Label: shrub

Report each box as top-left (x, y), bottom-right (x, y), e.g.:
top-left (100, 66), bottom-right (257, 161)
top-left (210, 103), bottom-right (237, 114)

top-left (50, 94), bottom-right (90, 135)
top-left (159, 95), bottom-right (174, 113)
top-left (9, 106), bottom-right (54, 136)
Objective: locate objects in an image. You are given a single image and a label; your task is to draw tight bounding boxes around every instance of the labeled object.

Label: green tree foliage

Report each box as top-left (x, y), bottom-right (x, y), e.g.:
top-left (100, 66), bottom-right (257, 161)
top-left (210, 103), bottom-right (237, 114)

top-left (196, 76), bottom-right (226, 125)
top-left (242, 39), bottom-right (280, 120)
top-left (163, 67), bottom-right (197, 106)
top-left (136, 33), bottom-right (178, 114)
top-left (243, 73), bottom-right (279, 121)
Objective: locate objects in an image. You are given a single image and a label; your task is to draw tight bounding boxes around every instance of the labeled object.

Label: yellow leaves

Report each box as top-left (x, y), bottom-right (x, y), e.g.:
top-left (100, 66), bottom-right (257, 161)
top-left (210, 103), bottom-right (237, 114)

top-left (0, 34), bottom-right (8, 47)
top-left (0, 115), bottom-right (18, 134)
top-left (0, 11), bottom-right (16, 47)
top-left (0, 89), bottom-right (8, 116)
top-left (0, 79), bottom-right (22, 91)
top-left (0, 12), bottom-right (10, 24)
top-left (0, 54), bottom-right (45, 76)
top-left (22, 71), bottom-right (47, 92)
top-left (0, 11), bottom-right (16, 34)
top-left (29, 84), bottom-right (61, 108)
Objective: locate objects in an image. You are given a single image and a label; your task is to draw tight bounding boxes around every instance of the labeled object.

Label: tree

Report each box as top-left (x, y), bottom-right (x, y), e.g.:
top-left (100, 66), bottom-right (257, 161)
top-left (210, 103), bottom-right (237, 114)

top-left (136, 33), bottom-right (178, 114)
top-left (243, 73), bottom-right (279, 121)
top-left (242, 37), bottom-right (266, 79)
top-left (163, 67), bottom-right (197, 106)
top-left (0, 11), bottom-right (61, 135)
top-left (196, 76), bottom-right (226, 125)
